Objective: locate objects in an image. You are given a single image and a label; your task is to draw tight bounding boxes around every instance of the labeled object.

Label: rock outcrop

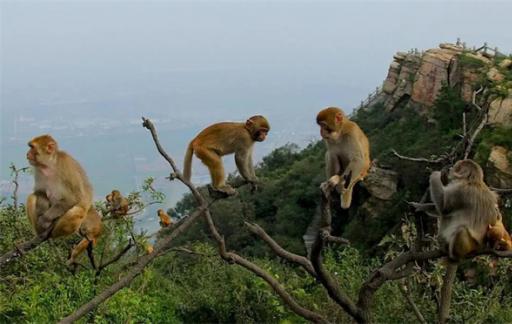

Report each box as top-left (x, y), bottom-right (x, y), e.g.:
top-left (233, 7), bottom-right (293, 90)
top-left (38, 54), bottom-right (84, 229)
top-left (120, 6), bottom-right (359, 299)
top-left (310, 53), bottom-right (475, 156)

top-left (379, 43), bottom-right (494, 111)
top-left (486, 146), bottom-right (512, 189)
top-left (488, 91), bottom-right (512, 127)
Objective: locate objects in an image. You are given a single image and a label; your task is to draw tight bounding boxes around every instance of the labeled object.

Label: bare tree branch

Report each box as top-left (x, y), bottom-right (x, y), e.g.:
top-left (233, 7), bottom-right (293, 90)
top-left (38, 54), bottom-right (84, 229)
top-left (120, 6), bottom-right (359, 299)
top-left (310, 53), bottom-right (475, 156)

top-left (438, 262), bottom-right (457, 324)
top-left (463, 111), bottom-right (488, 159)
top-left (0, 236), bottom-right (44, 269)
top-left (310, 193), bottom-right (362, 321)
top-left (392, 149), bottom-right (446, 164)
top-left (399, 279), bottom-right (427, 324)
top-left (244, 221), bottom-right (317, 276)
top-left (204, 210), bottom-right (329, 324)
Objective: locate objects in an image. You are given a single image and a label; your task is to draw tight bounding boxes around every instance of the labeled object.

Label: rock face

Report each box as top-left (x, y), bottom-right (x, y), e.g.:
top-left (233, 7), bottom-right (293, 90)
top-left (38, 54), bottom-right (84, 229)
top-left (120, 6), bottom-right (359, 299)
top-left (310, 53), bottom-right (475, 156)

top-left (410, 46), bottom-right (462, 107)
top-left (358, 167), bottom-right (399, 220)
top-left (379, 43), bottom-right (493, 111)
top-left (362, 167), bottom-right (399, 201)
top-left (488, 93), bottom-right (512, 127)
top-left (486, 146), bottom-right (512, 189)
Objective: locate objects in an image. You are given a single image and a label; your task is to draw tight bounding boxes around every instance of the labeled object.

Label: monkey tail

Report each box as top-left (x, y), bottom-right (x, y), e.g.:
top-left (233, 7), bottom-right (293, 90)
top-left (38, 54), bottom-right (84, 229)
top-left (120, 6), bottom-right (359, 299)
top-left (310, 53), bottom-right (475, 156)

top-left (183, 143), bottom-right (194, 182)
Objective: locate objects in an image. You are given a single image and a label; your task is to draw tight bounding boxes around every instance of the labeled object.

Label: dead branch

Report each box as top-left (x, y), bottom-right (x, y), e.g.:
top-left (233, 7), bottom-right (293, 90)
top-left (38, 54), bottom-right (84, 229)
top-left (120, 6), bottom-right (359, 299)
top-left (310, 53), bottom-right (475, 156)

top-left (9, 164), bottom-right (29, 210)
top-left (438, 262), bottom-right (457, 324)
top-left (0, 236), bottom-right (44, 269)
top-left (463, 111), bottom-right (488, 159)
top-left (204, 209), bottom-right (329, 324)
top-left (310, 192), bottom-right (362, 321)
top-left (244, 221), bottom-right (317, 276)
top-left (491, 187), bottom-right (512, 194)
top-left (399, 279), bottom-right (427, 324)
top-left (392, 149), bottom-right (446, 164)
top-left (357, 249), bottom-right (445, 322)
top-left (95, 240), bottom-right (135, 276)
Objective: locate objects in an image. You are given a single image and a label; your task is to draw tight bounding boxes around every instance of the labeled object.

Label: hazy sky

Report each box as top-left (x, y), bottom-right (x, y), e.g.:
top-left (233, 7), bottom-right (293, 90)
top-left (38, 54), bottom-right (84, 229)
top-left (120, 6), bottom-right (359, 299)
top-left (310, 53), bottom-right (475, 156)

top-left (2, 0), bottom-right (511, 122)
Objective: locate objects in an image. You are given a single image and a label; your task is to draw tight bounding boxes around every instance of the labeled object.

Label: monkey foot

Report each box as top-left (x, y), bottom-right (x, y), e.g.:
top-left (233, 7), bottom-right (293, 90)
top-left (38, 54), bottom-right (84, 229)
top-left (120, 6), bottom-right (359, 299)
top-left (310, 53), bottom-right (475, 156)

top-left (208, 185), bottom-right (238, 199)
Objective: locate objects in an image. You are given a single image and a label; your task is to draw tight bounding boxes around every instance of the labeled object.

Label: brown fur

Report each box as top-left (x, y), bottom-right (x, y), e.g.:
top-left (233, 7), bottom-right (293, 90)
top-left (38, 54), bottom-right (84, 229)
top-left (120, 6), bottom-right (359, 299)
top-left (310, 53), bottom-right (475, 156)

top-left (157, 209), bottom-right (172, 227)
top-left (183, 115), bottom-right (270, 195)
top-left (26, 134), bottom-right (102, 265)
top-left (108, 190), bottom-right (129, 217)
top-left (486, 220), bottom-right (512, 251)
top-left (317, 107), bottom-right (370, 209)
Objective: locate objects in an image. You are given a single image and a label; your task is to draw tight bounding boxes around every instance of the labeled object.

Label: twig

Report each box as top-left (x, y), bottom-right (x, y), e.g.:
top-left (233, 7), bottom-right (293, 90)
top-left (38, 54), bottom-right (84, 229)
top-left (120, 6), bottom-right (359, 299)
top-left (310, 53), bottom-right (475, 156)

top-left (392, 149), bottom-right (446, 164)
top-left (490, 187), bottom-right (512, 194)
top-left (95, 240), bottom-right (135, 276)
top-left (9, 164), bottom-right (29, 210)
top-left (204, 209), bottom-right (329, 324)
top-left (244, 221), bottom-right (317, 276)
top-left (463, 111), bottom-right (488, 159)
top-left (399, 279), bottom-right (427, 324)
top-left (0, 236), bottom-right (45, 268)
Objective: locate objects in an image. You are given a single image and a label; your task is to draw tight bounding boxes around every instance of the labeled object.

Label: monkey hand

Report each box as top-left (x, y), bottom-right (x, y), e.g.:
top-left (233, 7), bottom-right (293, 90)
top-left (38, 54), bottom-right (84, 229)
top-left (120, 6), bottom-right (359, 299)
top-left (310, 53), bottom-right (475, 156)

top-left (36, 218), bottom-right (54, 239)
top-left (320, 175), bottom-right (341, 194)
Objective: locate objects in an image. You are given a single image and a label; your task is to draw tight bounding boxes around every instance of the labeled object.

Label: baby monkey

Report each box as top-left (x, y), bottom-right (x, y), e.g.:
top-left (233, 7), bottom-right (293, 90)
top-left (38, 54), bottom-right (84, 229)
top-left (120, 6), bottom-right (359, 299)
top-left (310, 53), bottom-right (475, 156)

top-left (183, 115), bottom-right (270, 196)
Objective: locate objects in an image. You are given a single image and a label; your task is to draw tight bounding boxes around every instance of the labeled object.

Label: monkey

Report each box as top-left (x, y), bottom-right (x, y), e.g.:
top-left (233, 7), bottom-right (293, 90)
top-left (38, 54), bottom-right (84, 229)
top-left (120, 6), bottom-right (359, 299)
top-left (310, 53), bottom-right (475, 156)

top-left (107, 190), bottom-right (129, 217)
top-left (183, 115), bottom-right (270, 196)
top-left (486, 220), bottom-right (512, 251)
top-left (412, 159), bottom-right (501, 260)
top-left (25, 134), bottom-right (102, 265)
top-left (316, 107), bottom-right (371, 209)
top-left (145, 244), bottom-right (154, 254)
top-left (411, 159), bottom-right (504, 324)
top-left (157, 209), bottom-right (172, 227)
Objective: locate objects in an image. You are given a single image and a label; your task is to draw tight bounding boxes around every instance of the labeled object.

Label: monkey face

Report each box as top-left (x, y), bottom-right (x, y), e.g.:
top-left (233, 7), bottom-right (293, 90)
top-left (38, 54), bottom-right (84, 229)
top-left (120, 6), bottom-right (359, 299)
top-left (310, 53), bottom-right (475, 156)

top-left (317, 107), bottom-right (344, 140)
top-left (27, 135), bottom-right (57, 167)
top-left (254, 129), bottom-right (268, 142)
top-left (246, 116), bottom-right (270, 142)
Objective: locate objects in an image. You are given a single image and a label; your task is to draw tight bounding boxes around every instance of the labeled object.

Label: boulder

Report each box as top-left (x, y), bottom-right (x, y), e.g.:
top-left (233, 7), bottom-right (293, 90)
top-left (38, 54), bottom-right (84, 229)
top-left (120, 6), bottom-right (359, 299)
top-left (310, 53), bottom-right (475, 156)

top-left (487, 67), bottom-right (505, 82)
top-left (488, 94), bottom-right (512, 127)
top-left (362, 167), bottom-right (399, 201)
top-left (487, 146), bottom-right (512, 189)
top-left (499, 58), bottom-right (512, 69)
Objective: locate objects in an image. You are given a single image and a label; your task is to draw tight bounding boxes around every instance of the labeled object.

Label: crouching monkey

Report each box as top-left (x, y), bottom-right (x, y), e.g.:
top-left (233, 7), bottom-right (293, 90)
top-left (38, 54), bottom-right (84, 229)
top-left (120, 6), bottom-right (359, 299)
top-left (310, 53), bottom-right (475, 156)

top-left (26, 134), bottom-right (102, 266)
top-left (183, 115), bottom-right (270, 196)
top-left (316, 107), bottom-right (370, 209)
top-left (412, 159), bottom-right (503, 323)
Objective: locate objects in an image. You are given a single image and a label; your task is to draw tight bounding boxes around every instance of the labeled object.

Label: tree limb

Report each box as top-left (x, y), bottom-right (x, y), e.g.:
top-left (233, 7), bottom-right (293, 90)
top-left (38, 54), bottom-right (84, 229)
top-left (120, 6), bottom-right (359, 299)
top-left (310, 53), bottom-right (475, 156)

top-left (244, 221), bottom-right (317, 276)
top-left (392, 149), bottom-right (446, 164)
top-left (0, 236), bottom-right (44, 269)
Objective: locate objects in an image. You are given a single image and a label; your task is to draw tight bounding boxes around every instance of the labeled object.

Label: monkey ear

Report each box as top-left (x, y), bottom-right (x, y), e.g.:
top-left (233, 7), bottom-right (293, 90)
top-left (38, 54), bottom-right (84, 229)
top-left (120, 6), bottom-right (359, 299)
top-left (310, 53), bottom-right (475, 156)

top-left (46, 142), bottom-right (56, 154)
top-left (488, 224), bottom-right (492, 230)
top-left (246, 119), bottom-right (254, 128)
top-left (335, 112), bottom-right (343, 124)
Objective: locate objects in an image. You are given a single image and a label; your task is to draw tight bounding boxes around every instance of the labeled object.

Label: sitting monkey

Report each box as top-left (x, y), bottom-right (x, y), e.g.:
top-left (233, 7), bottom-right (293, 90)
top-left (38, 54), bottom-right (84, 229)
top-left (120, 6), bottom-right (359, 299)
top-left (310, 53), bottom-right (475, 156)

top-left (412, 160), bottom-right (501, 260)
top-left (183, 115), bottom-right (270, 196)
top-left (316, 107), bottom-right (370, 209)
